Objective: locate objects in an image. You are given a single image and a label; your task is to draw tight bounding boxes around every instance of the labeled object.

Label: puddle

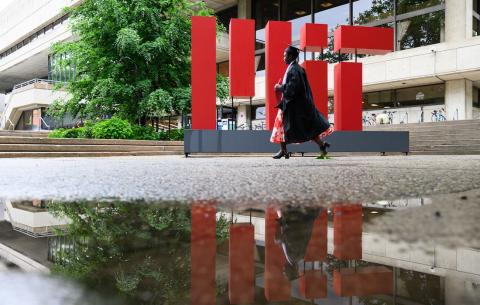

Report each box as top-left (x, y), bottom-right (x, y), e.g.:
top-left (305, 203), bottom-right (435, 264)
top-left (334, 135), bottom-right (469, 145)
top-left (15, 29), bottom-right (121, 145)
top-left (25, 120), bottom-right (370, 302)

top-left (1, 198), bottom-right (480, 305)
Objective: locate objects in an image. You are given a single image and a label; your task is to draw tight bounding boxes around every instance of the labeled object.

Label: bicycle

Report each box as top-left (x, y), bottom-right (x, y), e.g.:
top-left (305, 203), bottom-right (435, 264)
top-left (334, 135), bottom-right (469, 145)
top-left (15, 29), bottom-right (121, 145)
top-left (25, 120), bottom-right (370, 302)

top-left (386, 111), bottom-right (396, 124)
top-left (253, 121), bottom-right (266, 130)
top-left (399, 112), bottom-right (408, 124)
top-left (236, 123), bottom-right (249, 130)
top-left (363, 114), bottom-right (376, 126)
top-left (431, 108), bottom-right (447, 122)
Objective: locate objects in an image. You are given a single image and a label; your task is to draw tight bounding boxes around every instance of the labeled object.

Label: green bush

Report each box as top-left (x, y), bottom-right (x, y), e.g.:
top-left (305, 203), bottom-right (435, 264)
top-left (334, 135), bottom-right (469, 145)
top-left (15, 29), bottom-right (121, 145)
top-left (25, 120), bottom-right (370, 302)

top-left (63, 127), bottom-right (85, 138)
top-left (48, 129), bottom-right (67, 138)
top-left (92, 117), bottom-right (133, 139)
top-left (81, 120), bottom-right (95, 138)
top-left (158, 129), bottom-right (184, 141)
top-left (131, 125), bottom-right (159, 141)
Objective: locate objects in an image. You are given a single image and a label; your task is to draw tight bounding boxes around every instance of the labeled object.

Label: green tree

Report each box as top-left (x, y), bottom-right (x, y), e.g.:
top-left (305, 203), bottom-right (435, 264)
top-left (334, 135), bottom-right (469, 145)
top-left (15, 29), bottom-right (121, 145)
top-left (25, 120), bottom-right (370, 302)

top-left (48, 201), bottom-right (230, 305)
top-left (49, 0), bottom-right (224, 124)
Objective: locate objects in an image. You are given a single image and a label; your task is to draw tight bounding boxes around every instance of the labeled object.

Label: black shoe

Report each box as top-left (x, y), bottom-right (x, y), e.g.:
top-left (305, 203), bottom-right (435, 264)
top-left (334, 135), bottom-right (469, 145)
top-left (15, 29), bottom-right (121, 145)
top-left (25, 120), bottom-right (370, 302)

top-left (273, 150), bottom-right (289, 159)
top-left (320, 142), bottom-right (330, 155)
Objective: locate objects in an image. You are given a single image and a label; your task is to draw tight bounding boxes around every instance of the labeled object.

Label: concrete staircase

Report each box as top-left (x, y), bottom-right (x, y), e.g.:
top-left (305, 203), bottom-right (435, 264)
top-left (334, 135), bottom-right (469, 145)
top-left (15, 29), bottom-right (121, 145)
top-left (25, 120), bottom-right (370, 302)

top-left (0, 132), bottom-right (184, 158)
top-left (366, 120), bottom-right (480, 155)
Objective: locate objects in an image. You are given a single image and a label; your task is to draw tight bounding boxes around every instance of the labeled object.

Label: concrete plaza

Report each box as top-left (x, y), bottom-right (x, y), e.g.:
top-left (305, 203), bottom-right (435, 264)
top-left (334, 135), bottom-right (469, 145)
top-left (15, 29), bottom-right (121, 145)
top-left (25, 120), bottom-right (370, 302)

top-left (0, 155), bottom-right (479, 205)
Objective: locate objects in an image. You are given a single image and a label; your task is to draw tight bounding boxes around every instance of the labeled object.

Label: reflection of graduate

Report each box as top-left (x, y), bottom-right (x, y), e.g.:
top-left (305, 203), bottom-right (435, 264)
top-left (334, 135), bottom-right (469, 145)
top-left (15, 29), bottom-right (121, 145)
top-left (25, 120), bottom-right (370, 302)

top-left (275, 206), bottom-right (320, 280)
top-left (271, 46), bottom-right (333, 159)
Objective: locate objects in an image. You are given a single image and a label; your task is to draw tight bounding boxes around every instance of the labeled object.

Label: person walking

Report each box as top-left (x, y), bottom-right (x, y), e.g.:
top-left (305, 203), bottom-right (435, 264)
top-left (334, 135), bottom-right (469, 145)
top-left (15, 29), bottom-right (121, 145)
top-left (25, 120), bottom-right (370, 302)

top-left (270, 46), bottom-right (333, 159)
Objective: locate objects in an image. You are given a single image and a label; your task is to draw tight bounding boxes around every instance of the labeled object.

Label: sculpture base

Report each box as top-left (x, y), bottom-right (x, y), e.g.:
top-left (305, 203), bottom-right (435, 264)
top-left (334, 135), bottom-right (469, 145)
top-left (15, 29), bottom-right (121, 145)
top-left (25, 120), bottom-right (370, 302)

top-left (184, 130), bottom-right (409, 157)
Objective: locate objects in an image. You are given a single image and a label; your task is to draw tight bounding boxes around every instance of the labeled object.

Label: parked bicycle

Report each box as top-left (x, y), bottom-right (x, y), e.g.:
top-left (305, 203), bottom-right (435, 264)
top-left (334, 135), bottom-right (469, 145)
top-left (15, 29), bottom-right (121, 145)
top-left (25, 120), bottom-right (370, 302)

top-left (253, 121), bottom-right (266, 130)
top-left (386, 111), bottom-right (396, 124)
top-left (363, 113), bottom-right (377, 126)
top-left (431, 108), bottom-right (447, 122)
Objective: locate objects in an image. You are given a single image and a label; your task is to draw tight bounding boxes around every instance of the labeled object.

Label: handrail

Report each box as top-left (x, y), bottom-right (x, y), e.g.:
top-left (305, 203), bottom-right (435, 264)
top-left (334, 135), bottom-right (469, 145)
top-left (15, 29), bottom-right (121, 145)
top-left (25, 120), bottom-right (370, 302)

top-left (13, 78), bottom-right (63, 91)
top-left (6, 118), bottom-right (15, 130)
top-left (40, 117), bottom-right (50, 129)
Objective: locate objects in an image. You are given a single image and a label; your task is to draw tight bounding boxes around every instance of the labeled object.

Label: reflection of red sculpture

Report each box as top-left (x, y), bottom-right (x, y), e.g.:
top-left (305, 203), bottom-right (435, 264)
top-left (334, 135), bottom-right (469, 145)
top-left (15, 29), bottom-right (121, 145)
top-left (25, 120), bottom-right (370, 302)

top-left (190, 203), bottom-right (217, 305)
top-left (333, 266), bottom-right (393, 296)
top-left (264, 206), bottom-right (291, 301)
top-left (304, 210), bottom-right (327, 262)
top-left (299, 270), bottom-right (327, 299)
top-left (229, 223), bottom-right (255, 304)
top-left (333, 204), bottom-right (363, 260)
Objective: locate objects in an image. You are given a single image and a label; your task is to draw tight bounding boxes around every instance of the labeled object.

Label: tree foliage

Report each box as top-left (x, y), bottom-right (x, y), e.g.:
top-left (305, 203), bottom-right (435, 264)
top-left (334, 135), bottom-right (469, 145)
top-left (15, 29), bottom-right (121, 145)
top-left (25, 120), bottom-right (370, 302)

top-left (50, 0), bottom-right (221, 123)
top-left (48, 201), bottom-right (230, 304)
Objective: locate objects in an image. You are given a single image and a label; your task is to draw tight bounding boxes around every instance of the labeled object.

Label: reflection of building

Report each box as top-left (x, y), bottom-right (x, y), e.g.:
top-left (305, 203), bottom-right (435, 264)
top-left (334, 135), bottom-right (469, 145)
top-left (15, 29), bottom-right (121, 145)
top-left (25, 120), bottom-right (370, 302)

top-left (215, 1), bottom-right (480, 128)
top-left (3, 200), bottom-right (69, 237)
top-left (215, 205), bottom-right (480, 305)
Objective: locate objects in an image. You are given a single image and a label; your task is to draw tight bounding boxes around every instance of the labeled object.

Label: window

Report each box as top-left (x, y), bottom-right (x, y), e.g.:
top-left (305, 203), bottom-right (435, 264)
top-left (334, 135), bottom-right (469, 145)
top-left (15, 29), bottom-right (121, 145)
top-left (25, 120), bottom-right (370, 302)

top-left (362, 84), bottom-right (444, 110)
top-left (396, 84), bottom-right (444, 107)
top-left (251, 105), bottom-right (266, 120)
top-left (474, 0), bottom-right (480, 36)
top-left (281, 0), bottom-right (311, 22)
top-left (397, 10), bottom-right (444, 50)
top-left (397, 0), bottom-right (444, 15)
top-left (253, 0), bottom-right (280, 30)
top-left (216, 6), bottom-right (238, 31)
top-left (363, 90), bottom-right (395, 110)
top-left (354, 0), bottom-right (393, 25)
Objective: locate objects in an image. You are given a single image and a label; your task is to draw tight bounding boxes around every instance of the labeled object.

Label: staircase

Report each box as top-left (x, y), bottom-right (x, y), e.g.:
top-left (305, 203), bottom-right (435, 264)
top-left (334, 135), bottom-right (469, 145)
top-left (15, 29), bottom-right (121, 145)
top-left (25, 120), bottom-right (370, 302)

top-left (0, 132), bottom-right (184, 158)
top-left (366, 120), bottom-right (480, 155)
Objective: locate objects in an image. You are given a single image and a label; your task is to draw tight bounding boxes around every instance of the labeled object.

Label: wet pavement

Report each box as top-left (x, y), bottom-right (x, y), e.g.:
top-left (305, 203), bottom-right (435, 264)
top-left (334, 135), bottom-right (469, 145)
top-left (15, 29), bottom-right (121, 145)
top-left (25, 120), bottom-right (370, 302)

top-left (0, 197), bottom-right (480, 305)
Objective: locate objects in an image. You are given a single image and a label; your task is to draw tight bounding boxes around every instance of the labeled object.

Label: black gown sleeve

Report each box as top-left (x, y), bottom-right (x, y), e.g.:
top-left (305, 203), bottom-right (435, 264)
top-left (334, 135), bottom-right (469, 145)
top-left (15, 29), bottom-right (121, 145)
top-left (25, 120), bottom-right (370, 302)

top-left (281, 64), bottom-right (306, 109)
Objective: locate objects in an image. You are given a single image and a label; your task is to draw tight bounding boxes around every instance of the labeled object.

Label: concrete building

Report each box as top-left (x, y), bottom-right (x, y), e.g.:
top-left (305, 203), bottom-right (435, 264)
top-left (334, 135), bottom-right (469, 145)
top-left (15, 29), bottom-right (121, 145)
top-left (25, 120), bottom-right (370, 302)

top-left (0, 0), bottom-right (479, 131)
top-left (215, 0), bottom-right (480, 129)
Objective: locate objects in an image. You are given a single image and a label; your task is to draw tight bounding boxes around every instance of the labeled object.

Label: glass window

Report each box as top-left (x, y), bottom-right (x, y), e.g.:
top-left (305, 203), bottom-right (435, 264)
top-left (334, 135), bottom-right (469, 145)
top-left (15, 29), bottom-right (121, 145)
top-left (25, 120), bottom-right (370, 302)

top-left (396, 84), bottom-right (444, 107)
top-left (216, 6), bottom-right (238, 32)
top-left (363, 90), bottom-right (395, 110)
top-left (251, 105), bottom-right (266, 120)
top-left (253, 0), bottom-right (280, 30)
top-left (397, 0), bottom-right (444, 15)
top-left (354, 0), bottom-right (393, 25)
top-left (397, 11), bottom-right (444, 50)
top-left (474, 0), bottom-right (480, 36)
top-left (281, 0), bottom-right (311, 22)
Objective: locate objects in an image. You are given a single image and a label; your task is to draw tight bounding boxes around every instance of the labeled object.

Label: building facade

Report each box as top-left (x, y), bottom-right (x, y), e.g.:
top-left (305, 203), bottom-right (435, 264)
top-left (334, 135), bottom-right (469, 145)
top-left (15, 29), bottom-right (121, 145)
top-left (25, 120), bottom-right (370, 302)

top-left (216, 0), bottom-right (480, 129)
top-left (0, 0), bottom-right (479, 131)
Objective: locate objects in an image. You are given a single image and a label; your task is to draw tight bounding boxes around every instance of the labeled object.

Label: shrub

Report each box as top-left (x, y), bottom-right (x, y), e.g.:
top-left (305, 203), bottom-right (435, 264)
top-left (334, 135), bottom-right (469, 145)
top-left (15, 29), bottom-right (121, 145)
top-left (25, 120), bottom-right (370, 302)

top-left (169, 128), bottom-right (184, 141)
top-left (48, 129), bottom-right (67, 138)
top-left (92, 117), bottom-right (133, 139)
top-left (63, 127), bottom-right (85, 138)
top-left (80, 120), bottom-right (95, 138)
top-left (158, 129), bottom-right (184, 141)
top-left (131, 125), bottom-right (159, 141)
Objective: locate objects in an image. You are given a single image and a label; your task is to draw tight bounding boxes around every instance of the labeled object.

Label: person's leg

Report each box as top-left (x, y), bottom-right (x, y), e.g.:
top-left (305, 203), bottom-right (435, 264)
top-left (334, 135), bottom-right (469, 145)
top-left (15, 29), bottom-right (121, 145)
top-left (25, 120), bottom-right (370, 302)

top-left (273, 142), bottom-right (289, 159)
top-left (312, 137), bottom-right (329, 156)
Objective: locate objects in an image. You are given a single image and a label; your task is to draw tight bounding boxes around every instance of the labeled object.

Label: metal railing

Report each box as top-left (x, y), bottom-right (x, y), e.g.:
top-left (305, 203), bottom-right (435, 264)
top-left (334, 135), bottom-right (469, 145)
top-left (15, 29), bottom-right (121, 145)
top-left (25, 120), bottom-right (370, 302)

top-left (13, 78), bottom-right (63, 91)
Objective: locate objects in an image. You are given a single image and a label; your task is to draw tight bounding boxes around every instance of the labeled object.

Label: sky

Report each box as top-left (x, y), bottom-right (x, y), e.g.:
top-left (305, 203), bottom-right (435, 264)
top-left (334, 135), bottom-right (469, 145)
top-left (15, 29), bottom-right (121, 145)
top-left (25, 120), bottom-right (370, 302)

top-left (0, 0), bottom-right (15, 12)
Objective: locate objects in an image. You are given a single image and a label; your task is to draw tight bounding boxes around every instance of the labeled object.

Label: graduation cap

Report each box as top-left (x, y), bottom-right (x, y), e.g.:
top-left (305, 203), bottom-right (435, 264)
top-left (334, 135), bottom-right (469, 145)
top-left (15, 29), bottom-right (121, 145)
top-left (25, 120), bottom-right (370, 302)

top-left (285, 44), bottom-right (302, 59)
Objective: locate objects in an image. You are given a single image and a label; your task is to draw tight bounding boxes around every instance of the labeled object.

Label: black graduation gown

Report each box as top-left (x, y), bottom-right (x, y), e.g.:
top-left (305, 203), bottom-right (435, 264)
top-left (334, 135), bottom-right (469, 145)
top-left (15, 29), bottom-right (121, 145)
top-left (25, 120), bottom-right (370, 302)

top-left (276, 62), bottom-right (330, 144)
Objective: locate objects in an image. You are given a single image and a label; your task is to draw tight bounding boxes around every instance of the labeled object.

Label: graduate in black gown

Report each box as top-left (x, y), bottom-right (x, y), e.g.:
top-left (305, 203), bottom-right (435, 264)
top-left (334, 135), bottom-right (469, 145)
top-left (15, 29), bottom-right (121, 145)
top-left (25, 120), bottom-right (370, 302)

top-left (270, 46), bottom-right (333, 159)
